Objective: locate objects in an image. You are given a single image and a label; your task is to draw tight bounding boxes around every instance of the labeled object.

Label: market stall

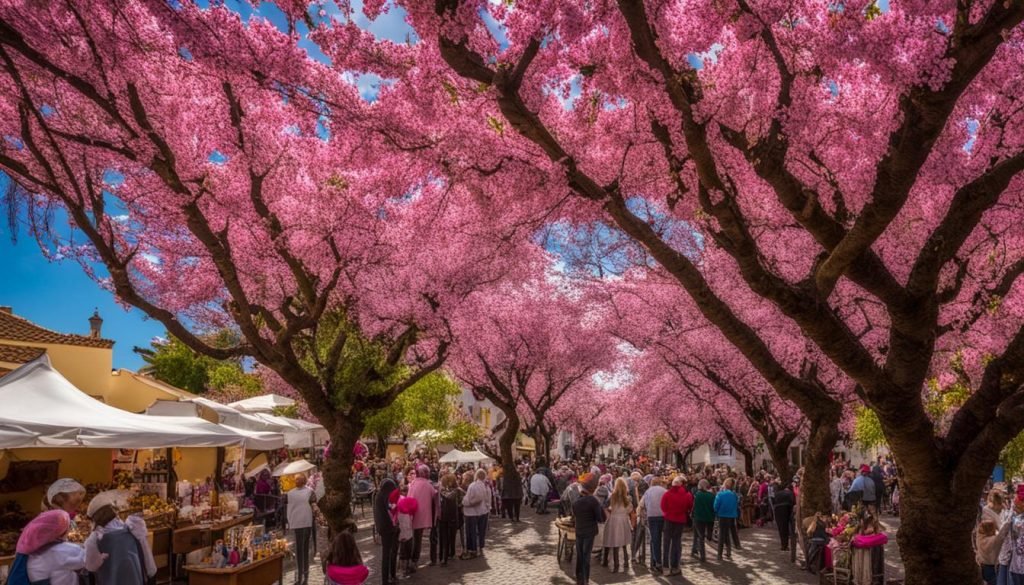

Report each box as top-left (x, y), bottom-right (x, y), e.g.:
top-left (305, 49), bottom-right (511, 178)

top-left (0, 358), bottom-right (290, 584)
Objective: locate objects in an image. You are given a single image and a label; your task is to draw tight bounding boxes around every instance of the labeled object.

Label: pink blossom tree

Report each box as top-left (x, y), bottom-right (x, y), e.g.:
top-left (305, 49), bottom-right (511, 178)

top-left (0, 1), bottom-right (527, 531)
top-left (393, 1), bottom-right (1024, 579)
top-left (449, 278), bottom-right (618, 490)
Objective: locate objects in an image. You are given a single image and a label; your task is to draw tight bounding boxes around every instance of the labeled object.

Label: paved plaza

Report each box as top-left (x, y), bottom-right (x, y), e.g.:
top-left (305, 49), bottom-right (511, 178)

top-left (285, 509), bottom-right (904, 585)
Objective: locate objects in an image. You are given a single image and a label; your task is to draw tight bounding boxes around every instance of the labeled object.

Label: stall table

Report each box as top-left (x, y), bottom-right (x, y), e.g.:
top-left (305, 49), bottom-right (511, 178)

top-left (185, 553), bottom-right (284, 585)
top-left (173, 514), bottom-right (254, 579)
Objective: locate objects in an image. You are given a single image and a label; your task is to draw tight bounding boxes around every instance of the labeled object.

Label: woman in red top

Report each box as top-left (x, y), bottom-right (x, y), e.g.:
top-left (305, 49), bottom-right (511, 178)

top-left (325, 532), bottom-right (369, 585)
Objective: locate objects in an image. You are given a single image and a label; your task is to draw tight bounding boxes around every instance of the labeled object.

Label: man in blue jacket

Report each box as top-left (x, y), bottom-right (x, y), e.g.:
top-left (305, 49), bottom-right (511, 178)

top-left (713, 478), bottom-right (740, 561)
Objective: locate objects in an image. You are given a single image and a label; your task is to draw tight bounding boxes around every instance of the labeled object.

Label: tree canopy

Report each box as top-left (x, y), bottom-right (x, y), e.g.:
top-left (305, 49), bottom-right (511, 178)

top-left (2, 1), bottom-right (1024, 577)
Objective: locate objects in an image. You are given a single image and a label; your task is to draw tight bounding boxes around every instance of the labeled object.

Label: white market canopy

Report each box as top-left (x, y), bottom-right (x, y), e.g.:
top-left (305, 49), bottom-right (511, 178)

top-left (144, 400), bottom-right (285, 451)
top-left (148, 400), bottom-right (325, 449)
top-left (227, 394), bottom-right (296, 413)
top-left (460, 449), bottom-right (494, 464)
top-left (252, 413), bottom-right (328, 449)
top-left (438, 449), bottom-right (493, 465)
top-left (0, 357), bottom-right (251, 449)
top-left (438, 449), bottom-right (466, 463)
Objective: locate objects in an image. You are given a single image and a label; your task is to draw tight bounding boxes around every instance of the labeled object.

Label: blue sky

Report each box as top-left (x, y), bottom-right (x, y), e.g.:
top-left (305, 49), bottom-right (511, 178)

top-left (0, 177), bottom-right (164, 368)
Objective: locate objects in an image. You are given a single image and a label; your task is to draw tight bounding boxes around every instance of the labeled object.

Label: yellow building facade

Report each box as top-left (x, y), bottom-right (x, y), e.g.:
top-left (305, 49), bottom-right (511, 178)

top-left (0, 306), bottom-right (218, 511)
top-left (0, 306), bottom-right (194, 411)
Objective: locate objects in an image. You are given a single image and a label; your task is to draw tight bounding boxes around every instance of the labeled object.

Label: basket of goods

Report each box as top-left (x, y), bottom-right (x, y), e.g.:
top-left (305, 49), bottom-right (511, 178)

top-left (0, 501), bottom-right (31, 555)
top-left (128, 493), bottom-right (177, 529)
top-left (0, 530), bottom-right (18, 556)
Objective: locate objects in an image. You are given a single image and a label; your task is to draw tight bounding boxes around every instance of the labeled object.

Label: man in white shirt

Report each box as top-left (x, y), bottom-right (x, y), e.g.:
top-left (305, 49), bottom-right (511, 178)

top-left (643, 478), bottom-right (668, 572)
top-left (530, 470), bottom-right (553, 514)
top-left (286, 474), bottom-right (316, 585)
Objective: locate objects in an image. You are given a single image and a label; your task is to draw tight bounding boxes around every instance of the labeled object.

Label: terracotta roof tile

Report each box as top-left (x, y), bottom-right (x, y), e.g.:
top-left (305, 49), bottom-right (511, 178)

top-left (0, 344), bottom-right (46, 364)
top-left (0, 310), bottom-right (115, 349)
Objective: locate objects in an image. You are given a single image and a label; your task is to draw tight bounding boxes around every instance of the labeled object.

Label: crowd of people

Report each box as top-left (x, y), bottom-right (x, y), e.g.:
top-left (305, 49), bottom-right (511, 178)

top-left (7, 450), bottom-right (905, 585)
top-left (972, 481), bottom-right (1024, 585)
top-left (346, 449), bottom-right (901, 585)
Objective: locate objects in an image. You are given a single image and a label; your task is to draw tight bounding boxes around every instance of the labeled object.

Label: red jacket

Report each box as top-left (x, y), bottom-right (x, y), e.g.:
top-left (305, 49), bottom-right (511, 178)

top-left (660, 486), bottom-right (695, 524)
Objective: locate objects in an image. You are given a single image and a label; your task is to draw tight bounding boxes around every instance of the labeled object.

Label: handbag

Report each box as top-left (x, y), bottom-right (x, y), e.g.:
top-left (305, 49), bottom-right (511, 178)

top-left (629, 508), bottom-right (638, 531)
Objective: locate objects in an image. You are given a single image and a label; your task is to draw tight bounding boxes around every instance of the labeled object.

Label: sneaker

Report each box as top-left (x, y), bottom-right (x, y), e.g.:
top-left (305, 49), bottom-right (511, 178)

top-left (668, 569), bottom-right (681, 576)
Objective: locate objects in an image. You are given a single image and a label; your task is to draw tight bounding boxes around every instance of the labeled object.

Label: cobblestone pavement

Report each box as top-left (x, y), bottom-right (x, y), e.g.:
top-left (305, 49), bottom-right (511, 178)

top-left (284, 509), bottom-right (905, 585)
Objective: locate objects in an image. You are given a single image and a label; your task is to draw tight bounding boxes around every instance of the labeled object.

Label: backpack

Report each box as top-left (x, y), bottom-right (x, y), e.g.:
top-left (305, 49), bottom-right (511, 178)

top-left (6, 552), bottom-right (51, 585)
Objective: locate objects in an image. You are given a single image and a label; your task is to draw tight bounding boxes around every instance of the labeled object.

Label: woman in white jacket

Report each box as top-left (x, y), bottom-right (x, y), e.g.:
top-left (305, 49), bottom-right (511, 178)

top-left (461, 469), bottom-right (492, 559)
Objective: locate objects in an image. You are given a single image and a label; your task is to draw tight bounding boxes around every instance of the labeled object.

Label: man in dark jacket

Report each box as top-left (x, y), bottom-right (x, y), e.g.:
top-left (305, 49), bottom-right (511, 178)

top-left (871, 463), bottom-right (886, 513)
top-left (501, 467), bottom-right (524, 522)
top-left (772, 482), bottom-right (795, 551)
top-left (374, 479), bottom-right (398, 585)
top-left (573, 474), bottom-right (605, 585)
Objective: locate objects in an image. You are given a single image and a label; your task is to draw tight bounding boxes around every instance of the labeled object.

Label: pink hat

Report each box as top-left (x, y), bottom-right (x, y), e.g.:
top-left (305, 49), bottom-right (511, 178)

top-left (16, 510), bottom-right (70, 555)
top-left (859, 465), bottom-right (870, 474)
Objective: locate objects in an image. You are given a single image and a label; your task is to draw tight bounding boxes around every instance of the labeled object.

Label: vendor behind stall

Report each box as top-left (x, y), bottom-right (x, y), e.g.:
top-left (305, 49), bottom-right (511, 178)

top-left (44, 478), bottom-right (86, 532)
top-left (84, 491), bottom-right (157, 585)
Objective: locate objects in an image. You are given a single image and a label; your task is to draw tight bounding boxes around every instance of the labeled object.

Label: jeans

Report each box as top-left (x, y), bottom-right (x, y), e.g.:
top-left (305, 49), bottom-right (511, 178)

top-left (648, 516), bottom-right (665, 567)
top-left (998, 565), bottom-right (1010, 585)
top-left (663, 520), bottom-right (684, 570)
top-left (293, 527), bottom-right (312, 584)
top-left (717, 518), bottom-right (736, 558)
top-left (631, 516), bottom-right (647, 560)
top-left (481, 514), bottom-right (489, 549)
top-left (465, 514), bottom-right (487, 552)
top-left (575, 533), bottom-right (596, 584)
top-left (380, 531), bottom-right (398, 585)
top-left (693, 520), bottom-right (713, 561)
top-left (983, 564), bottom-right (997, 585)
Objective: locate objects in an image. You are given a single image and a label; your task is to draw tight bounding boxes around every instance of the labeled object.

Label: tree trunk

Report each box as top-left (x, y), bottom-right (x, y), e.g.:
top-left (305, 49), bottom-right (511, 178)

top-left (898, 480), bottom-right (981, 585)
top-left (884, 417), bottom-right (995, 585)
top-left (376, 434), bottom-right (387, 459)
top-left (764, 440), bottom-right (792, 481)
top-left (541, 430), bottom-right (554, 462)
top-left (500, 414), bottom-right (522, 495)
top-left (732, 443), bottom-right (756, 476)
top-left (800, 415), bottom-right (840, 518)
top-left (320, 419), bottom-right (365, 533)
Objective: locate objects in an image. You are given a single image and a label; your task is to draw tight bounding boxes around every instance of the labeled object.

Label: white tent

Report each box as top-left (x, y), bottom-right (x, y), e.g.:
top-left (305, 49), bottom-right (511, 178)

top-left (438, 449), bottom-right (466, 464)
top-left (144, 401), bottom-right (285, 451)
top-left (227, 394), bottom-right (295, 413)
top-left (252, 413), bottom-right (328, 449)
top-left (437, 449), bottom-right (493, 465)
top-left (0, 357), bottom-right (249, 449)
top-left (459, 449), bottom-right (494, 464)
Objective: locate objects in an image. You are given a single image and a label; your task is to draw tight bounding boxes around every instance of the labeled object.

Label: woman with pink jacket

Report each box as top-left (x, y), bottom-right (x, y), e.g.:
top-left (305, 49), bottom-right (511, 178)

top-left (406, 464), bottom-right (438, 572)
